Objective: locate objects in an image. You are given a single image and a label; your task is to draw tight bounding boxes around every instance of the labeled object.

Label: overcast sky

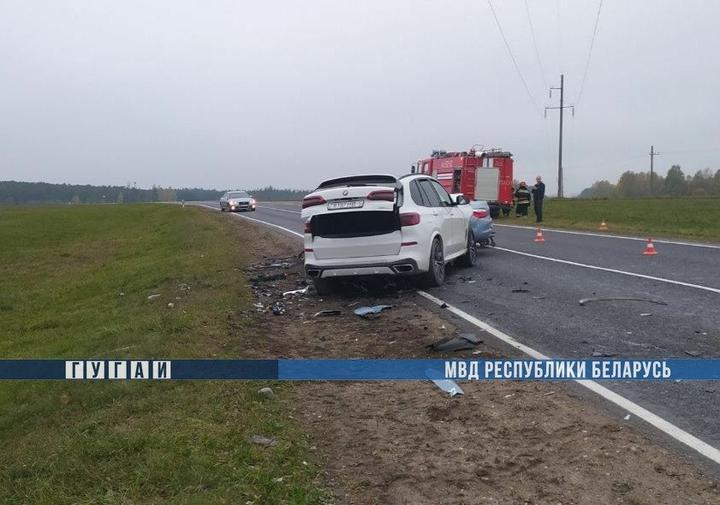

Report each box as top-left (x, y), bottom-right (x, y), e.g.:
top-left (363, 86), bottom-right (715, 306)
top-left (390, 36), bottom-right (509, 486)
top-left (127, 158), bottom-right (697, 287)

top-left (1, 0), bottom-right (719, 195)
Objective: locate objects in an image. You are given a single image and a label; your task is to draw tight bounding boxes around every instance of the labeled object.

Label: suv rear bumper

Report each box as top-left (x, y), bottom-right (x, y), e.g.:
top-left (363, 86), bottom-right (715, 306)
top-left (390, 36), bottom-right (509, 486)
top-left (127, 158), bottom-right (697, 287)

top-left (305, 259), bottom-right (419, 279)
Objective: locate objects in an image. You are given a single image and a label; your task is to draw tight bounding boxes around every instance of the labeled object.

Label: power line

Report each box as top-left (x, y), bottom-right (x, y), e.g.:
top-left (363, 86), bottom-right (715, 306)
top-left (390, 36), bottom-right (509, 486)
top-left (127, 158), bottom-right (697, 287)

top-left (576, 0), bottom-right (603, 105)
top-left (524, 0), bottom-right (548, 89)
top-left (487, 0), bottom-right (540, 113)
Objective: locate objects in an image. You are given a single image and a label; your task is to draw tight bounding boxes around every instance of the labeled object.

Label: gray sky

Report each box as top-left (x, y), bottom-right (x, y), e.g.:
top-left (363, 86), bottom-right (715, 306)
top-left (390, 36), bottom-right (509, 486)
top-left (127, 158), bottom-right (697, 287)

top-left (1, 0), bottom-right (719, 195)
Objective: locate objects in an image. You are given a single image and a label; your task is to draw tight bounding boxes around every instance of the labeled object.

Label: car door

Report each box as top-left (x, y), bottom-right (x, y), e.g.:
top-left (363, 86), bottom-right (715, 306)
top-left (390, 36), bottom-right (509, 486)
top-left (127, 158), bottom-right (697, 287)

top-left (417, 179), bottom-right (455, 256)
top-left (428, 179), bottom-right (465, 255)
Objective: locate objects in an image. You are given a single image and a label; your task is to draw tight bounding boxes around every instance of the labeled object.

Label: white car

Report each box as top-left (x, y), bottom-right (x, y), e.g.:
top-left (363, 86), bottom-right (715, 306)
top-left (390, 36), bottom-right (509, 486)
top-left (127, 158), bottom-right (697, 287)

top-left (220, 191), bottom-right (256, 212)
top-left (301, 174), bottom-right (477, 293)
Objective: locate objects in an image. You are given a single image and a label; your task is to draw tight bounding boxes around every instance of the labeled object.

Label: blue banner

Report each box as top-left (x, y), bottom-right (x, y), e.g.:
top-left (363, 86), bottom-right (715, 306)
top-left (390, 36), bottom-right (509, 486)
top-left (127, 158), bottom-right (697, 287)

top-left (0, 359), bottom-right (719, 381)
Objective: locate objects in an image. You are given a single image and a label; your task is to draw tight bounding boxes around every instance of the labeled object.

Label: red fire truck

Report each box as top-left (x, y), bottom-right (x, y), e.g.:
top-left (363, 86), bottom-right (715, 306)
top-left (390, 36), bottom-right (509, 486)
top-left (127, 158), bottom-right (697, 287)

top-left (415, 148), bottom-right (514, 218)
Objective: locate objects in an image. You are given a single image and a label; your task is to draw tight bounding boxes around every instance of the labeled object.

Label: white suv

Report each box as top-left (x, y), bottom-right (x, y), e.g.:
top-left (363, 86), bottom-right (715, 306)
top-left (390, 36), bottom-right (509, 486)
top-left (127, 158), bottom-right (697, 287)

top-left (301, 174), bottom-right (477, 292)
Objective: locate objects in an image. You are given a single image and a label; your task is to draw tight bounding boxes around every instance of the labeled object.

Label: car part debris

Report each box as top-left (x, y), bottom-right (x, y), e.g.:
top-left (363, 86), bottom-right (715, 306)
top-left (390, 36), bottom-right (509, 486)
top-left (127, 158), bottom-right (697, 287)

top-left (313, 309), bottom-right (341, 317)
top-left (440, 302), bottom-right (449, 308)
top-left (512, 289), bottom-right (530, 293)
top-left (425, 369), bottom-right (464, 397)
top-left (283, 286), bottom-right (310, 297)
top-left (640, 313), bottom-right (652, 317)
top-left (592, 351), bottom-right (618, 357)
top-left (428, 333), bottom-right (483, 352)
top-left (353, 305), bottom-right (393, 318)
top-left (272, 302), bottom-right (286, 316)
top-left (147, 294), bottom-right (161, 300)
top-left (532, 296), bottom-right (545, 300)
top-left (250, 273), bottom-right (286, 283)
top-left (579, 296), bottom-right (667, 306)
top-left (685, 350), bottom-right (703, 357)
top-left (248, 434), bottom-right (277, 447)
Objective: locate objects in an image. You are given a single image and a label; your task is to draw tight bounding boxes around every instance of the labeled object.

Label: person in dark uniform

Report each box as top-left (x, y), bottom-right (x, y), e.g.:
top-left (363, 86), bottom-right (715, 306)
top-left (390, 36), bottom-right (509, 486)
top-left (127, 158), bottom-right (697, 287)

top-left (514, 182), bottom-right (531, 217)
top-left (532, 176), bottom-right (545, 223)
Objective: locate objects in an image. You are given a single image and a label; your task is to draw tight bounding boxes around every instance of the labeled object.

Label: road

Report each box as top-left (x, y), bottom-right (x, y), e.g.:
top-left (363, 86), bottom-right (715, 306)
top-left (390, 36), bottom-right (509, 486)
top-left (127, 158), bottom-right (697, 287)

top-left (199, 200), bottom-right (720, 459)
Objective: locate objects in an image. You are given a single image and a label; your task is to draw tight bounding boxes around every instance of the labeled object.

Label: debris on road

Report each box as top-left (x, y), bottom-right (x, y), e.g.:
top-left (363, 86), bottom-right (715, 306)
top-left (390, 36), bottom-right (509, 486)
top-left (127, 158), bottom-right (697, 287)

top-left (425, 369), bottom-right (464, 397)
top-left (640, 313), bottom-right (653, 317)
top-left (354, 305), bottom-right (393, 318)
top-left (512, 288), bottom-right (530, 293)
top-left (147, 293), bottom-right (161, 300)
top-left (258, 387), bottom-right (274, 399)
top-left (250, 272), bottom-right (286, 283)
top-left (248, 434), bottom-right (277, 447)
top-left (428, 333), bottom-right (483, 352)
top-left (272, 301), bottom-right (286, 316)
top-left (684, 350), bottom-right (703, 357)
top-left (579, 296), bottom-right (667, 306)
top-left (592, 351), bottom-right (618, 357)
top-left (313, 309), bottom-right (341, 317)
top-left (283, 286), bottom-right (311, 297)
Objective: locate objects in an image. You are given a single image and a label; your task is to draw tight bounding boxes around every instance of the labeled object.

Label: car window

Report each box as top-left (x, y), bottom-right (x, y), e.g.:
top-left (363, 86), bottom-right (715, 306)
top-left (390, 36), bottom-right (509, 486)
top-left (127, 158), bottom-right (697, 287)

top-left (222, 193), bottom-right (228, 199)
top-left (410, 180), bottom-right (431, 207)
top-left (428, 180), bottom-right (453, 206)
top-left (229, 192), bottom-right (249, 198)
top-left (418, 180), bottom-right (442, 207)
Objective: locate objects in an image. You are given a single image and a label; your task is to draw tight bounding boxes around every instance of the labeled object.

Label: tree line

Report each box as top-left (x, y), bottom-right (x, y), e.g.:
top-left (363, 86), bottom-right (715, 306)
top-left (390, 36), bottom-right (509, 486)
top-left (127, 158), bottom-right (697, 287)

top-left (0, 182), bottom-right (310, 205)
top-left (579, 165), bottom-right (720, 198)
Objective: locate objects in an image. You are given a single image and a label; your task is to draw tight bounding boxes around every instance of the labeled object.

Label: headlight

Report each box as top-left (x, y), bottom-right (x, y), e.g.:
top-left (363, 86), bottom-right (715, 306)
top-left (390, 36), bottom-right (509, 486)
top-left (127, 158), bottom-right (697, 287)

top-left (250, 198), bottom-right (256, 204)
top-left (229, 200), bottom-right (236, 205)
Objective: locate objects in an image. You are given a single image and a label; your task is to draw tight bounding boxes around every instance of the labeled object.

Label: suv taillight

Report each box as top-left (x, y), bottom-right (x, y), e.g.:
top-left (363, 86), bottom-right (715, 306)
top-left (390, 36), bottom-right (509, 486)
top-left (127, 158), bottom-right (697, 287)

top-left (302, 195), bottom-right (326, 209)
top-left (473, 209), bottom-right (488, 219)
top-left (367, 190), bottom-right (395, 201)
top-left (304, 220), bottom-right (312, 234)
top-left (400, 212), bottom-right (421, 226)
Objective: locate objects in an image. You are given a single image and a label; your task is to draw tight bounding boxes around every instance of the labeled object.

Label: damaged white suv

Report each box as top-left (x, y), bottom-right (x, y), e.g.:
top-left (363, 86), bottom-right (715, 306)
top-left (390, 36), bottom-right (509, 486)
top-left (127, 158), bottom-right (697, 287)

top-left (301, 174), bottom-right (477, 293)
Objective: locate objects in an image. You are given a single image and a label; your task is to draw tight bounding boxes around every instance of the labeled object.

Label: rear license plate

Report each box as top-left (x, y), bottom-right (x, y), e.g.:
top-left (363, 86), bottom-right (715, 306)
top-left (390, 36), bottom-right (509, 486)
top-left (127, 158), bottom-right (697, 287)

top-left (327, 200), bottom-right (364, 210)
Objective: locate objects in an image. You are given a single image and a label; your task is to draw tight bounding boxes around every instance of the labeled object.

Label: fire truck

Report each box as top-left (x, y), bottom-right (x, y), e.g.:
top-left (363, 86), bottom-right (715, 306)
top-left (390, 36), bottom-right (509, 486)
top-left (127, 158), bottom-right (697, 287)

top-left (415, 148), bottom-right (514, 218)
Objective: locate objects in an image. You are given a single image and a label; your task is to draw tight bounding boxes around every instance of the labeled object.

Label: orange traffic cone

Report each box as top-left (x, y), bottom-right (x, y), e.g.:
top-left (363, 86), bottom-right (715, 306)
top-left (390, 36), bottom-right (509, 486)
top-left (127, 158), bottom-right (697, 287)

top-left (643, 238), bottom-right (658, 256)
top-left (598, 219), bottom-right (608, 231)
top-left (534, 228), bottom-right (545, 243)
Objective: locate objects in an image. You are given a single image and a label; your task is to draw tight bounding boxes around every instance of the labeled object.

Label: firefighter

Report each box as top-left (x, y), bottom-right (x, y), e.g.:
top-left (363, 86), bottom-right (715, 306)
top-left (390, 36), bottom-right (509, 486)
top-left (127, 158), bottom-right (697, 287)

top-left (514, 182), bottom-right (531, 217)
top-left (532, 176), bottom-right (545, 223)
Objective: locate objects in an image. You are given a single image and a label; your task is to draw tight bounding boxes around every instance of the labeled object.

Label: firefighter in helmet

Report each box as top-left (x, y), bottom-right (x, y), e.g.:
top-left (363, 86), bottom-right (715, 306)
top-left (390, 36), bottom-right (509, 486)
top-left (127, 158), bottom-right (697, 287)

top-left (514, 182), bottom-right (531, 217)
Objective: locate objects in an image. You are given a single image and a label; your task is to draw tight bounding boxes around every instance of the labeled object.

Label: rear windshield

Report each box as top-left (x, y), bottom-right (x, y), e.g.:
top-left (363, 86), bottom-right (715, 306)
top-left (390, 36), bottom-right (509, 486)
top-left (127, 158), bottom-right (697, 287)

top-left (313, 211), bottom-right (399, 238)
top-left (228, 192), bottom-right (249, 198)
top-left (470, 200), bottom-right (489, 209)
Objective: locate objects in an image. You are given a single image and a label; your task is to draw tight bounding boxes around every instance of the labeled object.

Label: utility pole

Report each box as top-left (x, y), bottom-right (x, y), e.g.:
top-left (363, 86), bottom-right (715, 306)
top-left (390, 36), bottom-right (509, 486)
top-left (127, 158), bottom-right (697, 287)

top-left (545, 74), bottom-right (574, 198)
top-left (649, 145), bottom-right (660, 194)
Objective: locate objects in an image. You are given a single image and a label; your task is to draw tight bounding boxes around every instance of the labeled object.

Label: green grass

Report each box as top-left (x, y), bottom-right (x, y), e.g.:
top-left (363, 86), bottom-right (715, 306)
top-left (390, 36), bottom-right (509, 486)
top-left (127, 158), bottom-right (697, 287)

top-left (500, 197), bottom-right (720, 241)
top-left (0, 204), bottom-right (329, 505)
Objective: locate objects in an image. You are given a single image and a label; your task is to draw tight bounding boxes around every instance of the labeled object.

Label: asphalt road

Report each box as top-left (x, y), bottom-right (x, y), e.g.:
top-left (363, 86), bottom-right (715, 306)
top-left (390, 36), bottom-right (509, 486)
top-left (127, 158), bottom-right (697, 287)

top-left (199, 200), bottom-right (720, 453)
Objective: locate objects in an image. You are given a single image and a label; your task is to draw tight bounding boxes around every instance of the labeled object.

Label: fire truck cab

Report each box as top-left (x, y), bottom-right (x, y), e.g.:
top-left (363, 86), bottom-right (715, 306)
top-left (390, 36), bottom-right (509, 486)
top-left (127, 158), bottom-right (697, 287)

top-left (415, 148), bottom-right (514, 218)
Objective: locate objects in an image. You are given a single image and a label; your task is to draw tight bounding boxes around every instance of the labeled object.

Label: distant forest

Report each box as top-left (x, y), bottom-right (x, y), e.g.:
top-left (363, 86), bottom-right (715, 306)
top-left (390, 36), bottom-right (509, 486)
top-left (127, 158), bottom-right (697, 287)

top-left (0, 181), bottom-right (309, 205)
top-left (579, 165), bottom-right (720, 198)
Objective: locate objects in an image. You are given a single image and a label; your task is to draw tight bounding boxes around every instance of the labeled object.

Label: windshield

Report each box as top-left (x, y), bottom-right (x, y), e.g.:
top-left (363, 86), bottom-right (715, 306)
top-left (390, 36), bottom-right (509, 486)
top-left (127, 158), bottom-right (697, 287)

top-left (228, 192), bottom-right (249, 198)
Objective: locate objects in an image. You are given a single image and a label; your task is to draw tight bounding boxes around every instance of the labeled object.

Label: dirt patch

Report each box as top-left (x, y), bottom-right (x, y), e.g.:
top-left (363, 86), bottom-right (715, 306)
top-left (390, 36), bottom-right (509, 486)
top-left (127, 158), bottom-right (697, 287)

top-left (232, 217), bottom-right (720, 504)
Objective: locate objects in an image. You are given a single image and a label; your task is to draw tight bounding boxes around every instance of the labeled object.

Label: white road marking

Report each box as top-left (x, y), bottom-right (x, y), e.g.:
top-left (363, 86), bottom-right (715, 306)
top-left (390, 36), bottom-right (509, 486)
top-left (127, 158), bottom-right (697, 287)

top-left (258, 205), bottom-right (301, 214)
top-left (495, 223), bottom-right (720, 250)
top-left (494, 246), bottom-right (720, 295)
top-left (200, 202), bottom-right (720, 467)
top-left (198, 204), bottom-right (304, 237)
top-left (418, 290), bottom-right (720, 467)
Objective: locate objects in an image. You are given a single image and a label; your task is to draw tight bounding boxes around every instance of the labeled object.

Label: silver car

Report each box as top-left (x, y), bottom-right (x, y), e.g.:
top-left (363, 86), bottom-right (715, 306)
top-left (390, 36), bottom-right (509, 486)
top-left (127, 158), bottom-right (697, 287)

top-left (220, 191), bottom-right (256, 212)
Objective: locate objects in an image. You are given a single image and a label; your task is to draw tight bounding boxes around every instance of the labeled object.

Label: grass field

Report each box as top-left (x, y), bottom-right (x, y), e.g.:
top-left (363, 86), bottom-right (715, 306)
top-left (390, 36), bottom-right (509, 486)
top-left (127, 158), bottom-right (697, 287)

top-left (0, 204), bottom-right (327, 504)
top-left (501, 197), bottom-right (720, 241)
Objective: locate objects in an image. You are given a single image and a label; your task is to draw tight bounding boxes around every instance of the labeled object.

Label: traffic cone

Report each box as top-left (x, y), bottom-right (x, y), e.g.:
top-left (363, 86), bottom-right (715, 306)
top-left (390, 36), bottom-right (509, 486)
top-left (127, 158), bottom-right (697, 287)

top-left (598, 219), bottom-right (608, 231)
top-left (642, 238), bottom-right (658, 256)
top-left (534, 228), bottom-right (545, 243)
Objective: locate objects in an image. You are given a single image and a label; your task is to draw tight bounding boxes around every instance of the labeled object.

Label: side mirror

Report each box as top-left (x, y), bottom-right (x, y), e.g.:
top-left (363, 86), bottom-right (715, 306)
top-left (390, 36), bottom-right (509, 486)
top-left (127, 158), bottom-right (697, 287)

top-left (455, 195), bottom-right (469, 205)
